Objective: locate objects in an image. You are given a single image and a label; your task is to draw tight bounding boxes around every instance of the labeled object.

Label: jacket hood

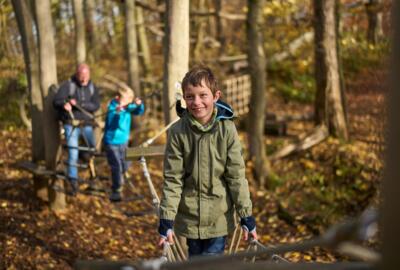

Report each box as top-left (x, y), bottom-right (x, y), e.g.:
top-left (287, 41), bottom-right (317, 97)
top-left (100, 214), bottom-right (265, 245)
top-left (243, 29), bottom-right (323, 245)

top-left (215, 99), bottom-right (234, 120)
top-left (176, 99), bottom-right (235, 120)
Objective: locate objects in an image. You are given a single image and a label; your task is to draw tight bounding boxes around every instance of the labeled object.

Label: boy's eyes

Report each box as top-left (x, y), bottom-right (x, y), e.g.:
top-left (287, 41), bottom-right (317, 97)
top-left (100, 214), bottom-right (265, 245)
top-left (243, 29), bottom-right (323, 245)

top-left (184, 93), bottom-right (210, 99)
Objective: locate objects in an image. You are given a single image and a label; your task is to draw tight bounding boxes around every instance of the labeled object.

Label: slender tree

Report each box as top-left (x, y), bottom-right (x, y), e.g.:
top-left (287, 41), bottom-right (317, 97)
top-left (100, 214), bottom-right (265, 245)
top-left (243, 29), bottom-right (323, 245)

top-left (85, 0), bottom-right (99, 62)
top-left (34, 0), bottom-right (66, 209)
top-left (72, 0), bottom-right (86, 64)
top-left (247, 0), bottom-right (270, 188)
top-left (193, 0), bottom-right (207, 62)
top-left (137, 6), bottom-right (153, 77)
top-left (125, 0), bottom-right (141, 95)
top-left (215, 0), bottom-right (226, 55)
top-left (366, 0), bottom-right (384, 44)
top-left (11, 0), bottom-right (47, 200)
top-left (162, 0), bottom-right (190, 124)
top-left (380, 3), bottom-right (400, 269)
top-left (313, 0), bottom-right (348, 141)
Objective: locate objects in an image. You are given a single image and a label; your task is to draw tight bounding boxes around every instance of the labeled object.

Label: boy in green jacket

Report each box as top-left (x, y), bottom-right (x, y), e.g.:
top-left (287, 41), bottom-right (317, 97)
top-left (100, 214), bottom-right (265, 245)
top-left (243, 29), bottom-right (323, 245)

top-left (158, 66), bottom-right (257, 257)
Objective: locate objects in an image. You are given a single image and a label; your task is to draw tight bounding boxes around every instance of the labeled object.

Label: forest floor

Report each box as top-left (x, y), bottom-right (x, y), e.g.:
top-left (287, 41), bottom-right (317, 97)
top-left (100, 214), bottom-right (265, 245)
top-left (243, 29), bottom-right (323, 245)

top-left (0, 64), bottom-right (386, 269)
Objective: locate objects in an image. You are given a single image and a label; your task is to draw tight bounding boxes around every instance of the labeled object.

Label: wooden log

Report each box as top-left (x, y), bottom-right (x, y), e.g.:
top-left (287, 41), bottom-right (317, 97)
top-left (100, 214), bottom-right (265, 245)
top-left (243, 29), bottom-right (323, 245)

top-left (16, 161), bottom-right (56, 176)
top-left (126, 145), bottom-right (166, 160)
top-left (270, 124), bottom-right (328, 160)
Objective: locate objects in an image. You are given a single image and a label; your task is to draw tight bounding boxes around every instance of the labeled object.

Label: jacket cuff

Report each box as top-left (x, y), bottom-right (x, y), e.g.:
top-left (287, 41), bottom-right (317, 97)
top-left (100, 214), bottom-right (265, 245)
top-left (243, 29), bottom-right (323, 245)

top-left (240, 216), bottom-right (256, 233)
top-left (158, 219), bottom-right (174, 238)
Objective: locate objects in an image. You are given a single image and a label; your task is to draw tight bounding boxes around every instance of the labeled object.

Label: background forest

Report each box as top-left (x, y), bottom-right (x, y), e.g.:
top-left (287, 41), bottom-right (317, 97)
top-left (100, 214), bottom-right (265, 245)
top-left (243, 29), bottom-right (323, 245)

top-left (0, 0), bottom-right (392, 269)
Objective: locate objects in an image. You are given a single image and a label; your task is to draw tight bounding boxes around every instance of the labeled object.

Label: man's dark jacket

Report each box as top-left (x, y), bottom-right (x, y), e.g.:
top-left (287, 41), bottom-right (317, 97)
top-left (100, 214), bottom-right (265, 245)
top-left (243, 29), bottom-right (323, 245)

top-left (53, 75), bottom-right (100, 124)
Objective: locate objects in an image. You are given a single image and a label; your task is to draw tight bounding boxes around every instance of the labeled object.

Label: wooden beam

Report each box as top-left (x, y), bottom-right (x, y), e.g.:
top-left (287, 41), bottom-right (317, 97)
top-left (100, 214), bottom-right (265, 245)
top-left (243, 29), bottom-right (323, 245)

top-left (126, 145), bottom-right (165, 159)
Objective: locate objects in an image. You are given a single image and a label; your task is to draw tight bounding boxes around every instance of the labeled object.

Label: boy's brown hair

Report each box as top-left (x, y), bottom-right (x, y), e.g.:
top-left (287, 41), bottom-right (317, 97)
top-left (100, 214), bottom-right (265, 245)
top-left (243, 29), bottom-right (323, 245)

top-left (181, 66), bottom-right (219, 95)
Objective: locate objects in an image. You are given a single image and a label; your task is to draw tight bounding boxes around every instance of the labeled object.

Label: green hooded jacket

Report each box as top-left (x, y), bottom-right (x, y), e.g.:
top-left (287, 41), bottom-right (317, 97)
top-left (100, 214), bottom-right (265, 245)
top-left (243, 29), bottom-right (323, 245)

top-left (159, 101), bottom-right (253, 239)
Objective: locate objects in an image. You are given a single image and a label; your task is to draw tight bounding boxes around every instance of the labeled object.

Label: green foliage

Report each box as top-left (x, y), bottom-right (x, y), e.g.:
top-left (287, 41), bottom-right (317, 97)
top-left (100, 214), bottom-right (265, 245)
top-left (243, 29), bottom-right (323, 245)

top-left (0, 76), bottom-right (26, 129)
top-left (269, 60), bottom-right (315, 103)
top-left (275, 138), bottom-right (381, 228)
top-left (341, 34), bottom-right (390, 78)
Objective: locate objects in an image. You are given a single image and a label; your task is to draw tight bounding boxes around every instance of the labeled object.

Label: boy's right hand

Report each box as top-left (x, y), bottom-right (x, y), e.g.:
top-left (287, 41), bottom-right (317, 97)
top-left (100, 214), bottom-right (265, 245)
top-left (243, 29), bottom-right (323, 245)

top-left (158, 219), bottom-right (174, 247)
top-left (158, 230), bottom-right (174, 247)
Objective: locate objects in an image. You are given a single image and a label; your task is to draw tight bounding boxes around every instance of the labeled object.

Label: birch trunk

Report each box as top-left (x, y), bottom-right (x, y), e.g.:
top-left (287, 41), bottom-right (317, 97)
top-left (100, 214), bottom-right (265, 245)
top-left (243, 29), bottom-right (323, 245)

top-left (72, 0), bottom-right (86, 64)
top-left (34, 0), bottom-right (66, 209)
top-left (162, 0), bottom-right (189, 124)
top-left (247, 0), bottom-right (270, 188)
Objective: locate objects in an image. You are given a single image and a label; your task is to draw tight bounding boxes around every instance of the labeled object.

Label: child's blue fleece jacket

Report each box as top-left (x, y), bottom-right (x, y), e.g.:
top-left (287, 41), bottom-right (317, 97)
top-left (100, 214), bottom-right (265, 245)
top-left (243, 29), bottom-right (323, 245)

top-left (103, 99), bottom-right (145, 145)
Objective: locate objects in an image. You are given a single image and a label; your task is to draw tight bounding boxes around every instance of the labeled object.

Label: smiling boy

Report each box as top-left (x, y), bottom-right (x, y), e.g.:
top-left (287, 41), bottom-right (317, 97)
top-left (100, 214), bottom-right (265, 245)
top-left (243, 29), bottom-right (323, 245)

top-left (158, 66), bottom-right (257, 257)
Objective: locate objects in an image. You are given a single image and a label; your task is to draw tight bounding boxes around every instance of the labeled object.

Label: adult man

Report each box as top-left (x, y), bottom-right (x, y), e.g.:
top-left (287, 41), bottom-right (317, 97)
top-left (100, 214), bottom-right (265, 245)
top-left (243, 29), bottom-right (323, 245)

top-left (53, 63), bottom-right (100, 194)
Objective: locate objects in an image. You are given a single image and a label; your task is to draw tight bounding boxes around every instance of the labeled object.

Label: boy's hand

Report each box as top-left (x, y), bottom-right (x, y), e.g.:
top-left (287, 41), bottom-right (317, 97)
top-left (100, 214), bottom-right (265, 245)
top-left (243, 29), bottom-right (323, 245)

top-left (158, 219), bottom-right (174, 247)
top-left (69, 99), bottom-right (77, 106)
top-left (241, 216), bottom-right (258, 241)
top-left (243, 228), bottom-right (258, 241)
top-left (158, 230), bottom-right (174, 247)
top-left (134, 97), bottom-right (142, 105)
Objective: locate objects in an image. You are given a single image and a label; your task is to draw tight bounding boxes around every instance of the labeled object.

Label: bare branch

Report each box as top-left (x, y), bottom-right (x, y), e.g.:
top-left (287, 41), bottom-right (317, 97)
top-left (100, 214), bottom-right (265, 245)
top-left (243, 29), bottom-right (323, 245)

top-left (103, 74), bottom-right (135, 97)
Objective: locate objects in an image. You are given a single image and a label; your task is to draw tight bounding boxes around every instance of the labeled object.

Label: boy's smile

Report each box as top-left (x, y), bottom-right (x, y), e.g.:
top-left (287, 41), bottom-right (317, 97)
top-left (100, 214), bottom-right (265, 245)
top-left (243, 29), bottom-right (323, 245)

top-left (184, 81), bottom-right (220, 125)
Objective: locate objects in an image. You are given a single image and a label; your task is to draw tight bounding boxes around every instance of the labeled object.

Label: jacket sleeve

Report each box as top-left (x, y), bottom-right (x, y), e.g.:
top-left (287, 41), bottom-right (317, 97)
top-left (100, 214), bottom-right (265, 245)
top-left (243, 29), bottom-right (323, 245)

top-left (224, 121), bottom-right (253, 218)
top-left (159, 128), bottom-right (185, 220)
top-left (126, 103), bottom-right (145, 115)
top-left (53, 81), bottom-right (70, 109)
top-left (81, 84), bottom-right (100, 112)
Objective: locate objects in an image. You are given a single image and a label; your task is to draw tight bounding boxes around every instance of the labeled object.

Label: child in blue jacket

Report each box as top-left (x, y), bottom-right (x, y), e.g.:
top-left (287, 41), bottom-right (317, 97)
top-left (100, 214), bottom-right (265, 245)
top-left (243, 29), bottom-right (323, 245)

top-left (103, 88), bottom-right (144, 201)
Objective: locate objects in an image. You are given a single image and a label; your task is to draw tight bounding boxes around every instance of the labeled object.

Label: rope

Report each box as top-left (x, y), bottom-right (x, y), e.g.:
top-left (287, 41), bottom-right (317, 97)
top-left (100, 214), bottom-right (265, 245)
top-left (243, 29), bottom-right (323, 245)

top-left (136, 118), bottom-right (187, 263)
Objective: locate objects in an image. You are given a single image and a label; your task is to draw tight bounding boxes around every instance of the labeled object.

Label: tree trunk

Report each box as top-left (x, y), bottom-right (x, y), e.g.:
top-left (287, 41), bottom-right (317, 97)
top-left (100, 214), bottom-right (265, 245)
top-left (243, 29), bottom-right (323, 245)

top-left (366, 0), bottom-right (383, 44)
top-left (125, 0), bottom-right (141, 95)
top-left (72, 0), bottom-right (86, 64)
top-left (34, 0), bottom-right (66, 210)
top-left (193, 0), bottom-right (207, 62)
top-left (335, 0), bottom-right (348, 127)
top-left (215, 0), bottom-right (226, 55)
top-left (137, 6), bottom-right (152, 78)
top-left (162, 0), bottom-right (190, 124)
top-left (380, 3), bottom-right (400, 269)
top-left (85, 0), bottom-right (99, 62)
top-left (313, 0), bottom-right (348, 141)
top-left (246, 0), bottom-right (270, 189)
top-left (11, 0), bottom-right (48, 201)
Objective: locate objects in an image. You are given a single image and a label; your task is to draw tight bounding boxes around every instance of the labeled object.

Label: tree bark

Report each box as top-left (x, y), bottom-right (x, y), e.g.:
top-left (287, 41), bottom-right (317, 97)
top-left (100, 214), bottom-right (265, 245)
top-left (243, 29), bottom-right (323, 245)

top-left (72, 0), bottom-right (86, 64)
top-left (366, 0), bottom-right (383, 44)
top-left (215, 0), bottom-right (226, 55)
top-left (137, 6), bottom-right (152, 78)
top-left (34, 0), bottom-right (65, 210)
top-left (125, 0), bottom-right (141, 95)
top-left (380, 3), bottom-right (400, 269)
top-left (193, 0), bottom-right (207, 63)
top-left (162, 0), bottom-right (189, 124)
top-left (313, 0), bottom-right (348, 141)
top-left (11, 0), bottom-right (48, 201)
top-left (85, 0), bottom-right (99, 62)
top-left (246, 0), bottom-right (270, 189)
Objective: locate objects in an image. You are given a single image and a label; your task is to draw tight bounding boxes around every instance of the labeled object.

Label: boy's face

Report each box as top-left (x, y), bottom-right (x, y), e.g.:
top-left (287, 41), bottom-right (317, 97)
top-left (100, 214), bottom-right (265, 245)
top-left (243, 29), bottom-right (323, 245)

top-left (119, 94), bottom-right (133, 105)
top-left (183, 80), bottom-right (220, 125)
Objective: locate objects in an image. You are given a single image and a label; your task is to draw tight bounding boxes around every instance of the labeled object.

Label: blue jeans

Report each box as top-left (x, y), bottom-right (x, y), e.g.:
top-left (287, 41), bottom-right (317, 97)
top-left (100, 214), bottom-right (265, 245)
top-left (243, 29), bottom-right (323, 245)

top-left (105, 144), bottom-right (128, 192)
top-left (64, 124), bottom-right (95, 180)
top-left (187, 236), bottom-right (226, 257)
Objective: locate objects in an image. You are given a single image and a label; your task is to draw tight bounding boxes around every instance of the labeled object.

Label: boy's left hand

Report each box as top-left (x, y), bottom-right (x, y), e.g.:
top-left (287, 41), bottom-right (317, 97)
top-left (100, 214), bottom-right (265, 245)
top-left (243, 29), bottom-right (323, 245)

top-left (134, 97), bottom-right (142, 105)
top-left (243, 228), bottom-right (258, 241)
top-left (240, 216), bottom-right (258, 241)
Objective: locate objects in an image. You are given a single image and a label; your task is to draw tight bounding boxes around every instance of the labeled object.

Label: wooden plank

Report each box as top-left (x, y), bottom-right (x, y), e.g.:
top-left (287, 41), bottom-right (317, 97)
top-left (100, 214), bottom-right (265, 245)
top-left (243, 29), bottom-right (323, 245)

top-left (126, 145), bottom-right (166, 159)
top-left (16, 161), bottom-right (56, 176)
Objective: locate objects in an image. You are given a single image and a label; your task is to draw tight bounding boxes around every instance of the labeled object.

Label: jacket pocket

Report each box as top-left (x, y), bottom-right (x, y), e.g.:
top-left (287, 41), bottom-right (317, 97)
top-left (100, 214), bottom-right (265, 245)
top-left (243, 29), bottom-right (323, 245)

top-left (178, 189), bottom-right (198, 220)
